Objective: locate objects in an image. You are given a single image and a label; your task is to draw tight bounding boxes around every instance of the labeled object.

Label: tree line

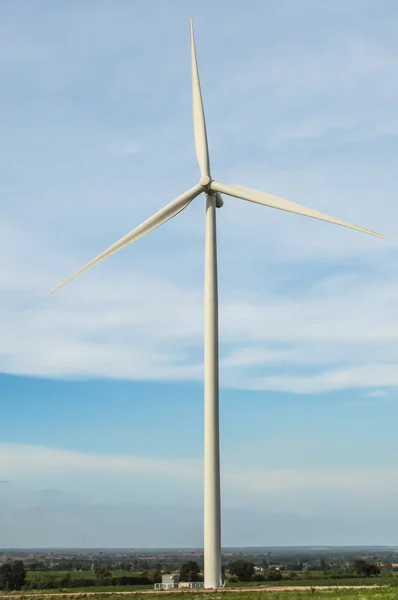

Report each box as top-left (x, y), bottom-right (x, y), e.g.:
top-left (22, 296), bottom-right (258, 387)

top-left (0, 561), bottom-right (26, 591)
top-left (0, 557), bottom-right (383, 591)
top-left (177, 559), bottom-right (382, 584)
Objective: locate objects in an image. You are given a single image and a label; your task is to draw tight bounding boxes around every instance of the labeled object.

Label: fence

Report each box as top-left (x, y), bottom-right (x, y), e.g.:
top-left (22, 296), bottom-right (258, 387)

top-left (154, 582), bottom-right (205, 590)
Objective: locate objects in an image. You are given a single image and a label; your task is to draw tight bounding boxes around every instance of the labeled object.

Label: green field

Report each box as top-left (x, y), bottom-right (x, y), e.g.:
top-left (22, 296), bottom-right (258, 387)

top-left (21, 585), bottom-right (154, 594)
top-left (19, 570), bottom-right (398, 596)
top-left (3, 588), bottom-right (398, 600)
top-left (27, 572), bottom-right (143, 580)
top-left (228, 577), bottom-right (397, 588)
top-left (24, 571), bottom-right (153, 593)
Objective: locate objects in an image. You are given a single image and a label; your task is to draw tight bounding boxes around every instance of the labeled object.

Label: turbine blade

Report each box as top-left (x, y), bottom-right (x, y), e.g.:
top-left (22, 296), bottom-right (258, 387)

top-left (210, 181), bottom-right (386, 239)
top-left (190, 19), bottom-right (211, 179)
top-left (48, 184), bottom-right (203, 296)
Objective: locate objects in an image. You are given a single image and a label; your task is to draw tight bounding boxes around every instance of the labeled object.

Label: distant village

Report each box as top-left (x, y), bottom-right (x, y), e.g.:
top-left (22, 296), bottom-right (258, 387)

top-left (1, 546), bottom-right (398, 573)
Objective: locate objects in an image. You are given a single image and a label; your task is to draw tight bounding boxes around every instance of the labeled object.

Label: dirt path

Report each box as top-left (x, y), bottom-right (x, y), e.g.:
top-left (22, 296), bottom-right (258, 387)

top-left (0, 584), bottom-right (385, 597)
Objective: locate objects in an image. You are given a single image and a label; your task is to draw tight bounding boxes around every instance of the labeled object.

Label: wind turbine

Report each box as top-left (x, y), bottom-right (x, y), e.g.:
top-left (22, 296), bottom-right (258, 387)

top-left (48, 20), bottom-right (385, 589)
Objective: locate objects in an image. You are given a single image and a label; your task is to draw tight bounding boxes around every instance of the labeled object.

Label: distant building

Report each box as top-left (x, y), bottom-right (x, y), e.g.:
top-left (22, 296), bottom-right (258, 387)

top-left (155, 574), bottom-right (180, 590)
top-left (154, 574), bottom-right (205, 590)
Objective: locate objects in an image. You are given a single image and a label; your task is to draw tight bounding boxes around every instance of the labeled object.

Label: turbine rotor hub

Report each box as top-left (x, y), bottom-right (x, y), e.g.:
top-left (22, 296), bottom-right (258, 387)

top-left (200, 175), bottom-right (212, 192)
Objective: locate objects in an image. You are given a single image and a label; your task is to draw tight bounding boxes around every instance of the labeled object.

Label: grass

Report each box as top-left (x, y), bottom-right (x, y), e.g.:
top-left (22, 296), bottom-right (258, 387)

top-left (10, 572), bottom-right (398, 599)
top-left (6, 588), bottom-right (398, 600)
top-left (194, 592), bottom-right (398, 599)
top-left (27, 573), bottom-right (143, 581)
top-left (18, 586), bottom-right (153, 594)
top-left (227, 577), bottom-right (397, 588)
top-left (203, 593), bottom-right (398, 600)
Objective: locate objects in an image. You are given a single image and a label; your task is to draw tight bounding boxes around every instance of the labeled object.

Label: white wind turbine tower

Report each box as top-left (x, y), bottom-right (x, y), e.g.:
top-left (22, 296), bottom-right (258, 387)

top-left (49, 20), bottom-right (385, 589)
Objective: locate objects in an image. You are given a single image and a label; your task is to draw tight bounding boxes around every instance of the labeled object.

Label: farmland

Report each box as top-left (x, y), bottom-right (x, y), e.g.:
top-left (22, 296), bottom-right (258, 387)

top-left (2, 548), bottom-right (398, 596)
top-left (7, 571), bottom-right (397, 595)
top-left (0, 587), bottom-right (398, 600)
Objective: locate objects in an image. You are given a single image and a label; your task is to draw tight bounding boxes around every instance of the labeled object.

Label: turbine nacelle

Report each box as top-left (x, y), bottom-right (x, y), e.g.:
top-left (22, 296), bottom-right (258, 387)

top-left (215, 192), bottom-right (224, 208)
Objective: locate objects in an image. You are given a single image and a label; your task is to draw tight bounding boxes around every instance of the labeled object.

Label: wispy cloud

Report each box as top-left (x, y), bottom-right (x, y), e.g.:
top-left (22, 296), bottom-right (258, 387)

top-left (0, 0), bottom-right (397, 395)
top-left (3, 443), bottom-right (398, 497)
top-left (365, 389), bottom-right (389, 398)
top-left (3, 499), bottom-right (398, 548)
top-left (3, 442), bottom-right (398, 546)
top-left (1, 229), bottom-right (397, 392)
top-left (248, 365), bottom-right (398, 394)
top-left (0, 444), bottom-right (201, 481)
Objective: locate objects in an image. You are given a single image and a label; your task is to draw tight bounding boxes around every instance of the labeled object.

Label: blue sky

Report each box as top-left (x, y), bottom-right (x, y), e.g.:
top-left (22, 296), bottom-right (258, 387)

top-left (1, 0), bottom-right (398, 547)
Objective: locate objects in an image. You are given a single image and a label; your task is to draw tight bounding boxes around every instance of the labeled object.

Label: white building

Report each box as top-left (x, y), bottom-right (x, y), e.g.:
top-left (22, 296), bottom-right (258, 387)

top-left (154, 574), bottom-right (204, 590)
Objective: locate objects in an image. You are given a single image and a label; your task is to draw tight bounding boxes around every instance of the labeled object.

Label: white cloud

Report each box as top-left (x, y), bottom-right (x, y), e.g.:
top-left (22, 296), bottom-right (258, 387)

top-left (220, 347), bottom-right (286, 368)
top-left (1, 225), bottom-right (398, 392)
top-left (365, 389), bottom-right (388, 398)
top-left (3, 442), bottom-right (398, 545)
top-left (0, 444), bottom-right (201, 481)
top-left (0, 1), bottom-right (397, 394)
top-left (224, 466), bottom-right (398, 496)
top-left (2, 499), bottom-right (397, 548)
top-left (2, 444), bottom-right (398, 498)
top-left (248, 365), bottom-right (398, 394)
